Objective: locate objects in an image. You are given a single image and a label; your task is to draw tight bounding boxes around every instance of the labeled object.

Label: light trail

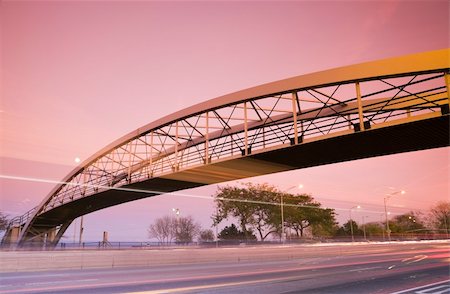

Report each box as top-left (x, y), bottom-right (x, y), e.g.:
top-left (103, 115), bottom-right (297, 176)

top-left (0, 174), bottom-right (406, 215)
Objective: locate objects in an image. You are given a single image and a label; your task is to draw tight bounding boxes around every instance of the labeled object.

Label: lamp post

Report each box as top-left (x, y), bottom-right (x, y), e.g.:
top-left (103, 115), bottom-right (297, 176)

top-left (281, 184), bottom-right (303, 243)
top-left (362, 215), bottom-right (368, 241)
top-left (384, 190), bottom-right (405, 241)
top-left (215, 205), bottom-right (219, 248)
top-left (349, 205), bottom-right (361, 243)
top-left (379, 213), bottom-right (385, 241)
top-left (172, 208), bottom-right (180, 243)
top-left (172, 208), bottom-right (180, 219)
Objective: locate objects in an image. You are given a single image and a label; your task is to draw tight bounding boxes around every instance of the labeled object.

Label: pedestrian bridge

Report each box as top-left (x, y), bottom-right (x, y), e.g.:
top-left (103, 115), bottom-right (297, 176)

top-left (3, 49), bottom-right (449, 248)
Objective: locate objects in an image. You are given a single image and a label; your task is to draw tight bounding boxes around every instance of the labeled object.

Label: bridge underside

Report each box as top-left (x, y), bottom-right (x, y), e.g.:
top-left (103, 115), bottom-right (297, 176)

top-left (24, 114), bottom-right (449, 247)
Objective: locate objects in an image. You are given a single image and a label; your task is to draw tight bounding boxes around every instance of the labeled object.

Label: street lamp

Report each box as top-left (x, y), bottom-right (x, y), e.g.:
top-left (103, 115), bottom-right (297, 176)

top-left (379, 213), bottom-right (385, 241)
top-left (384, 190), bottom-right (405, 241)
top-left (172, 208), bottom-right (180, 242)
top-left (349, 205), bottom-right (361, 243)
top-left (172, 208), bottom-right (180, 216)
top-left (362, 215), bottom-right (369, 241)
top-left (281, 184), bottom-right (303, 243)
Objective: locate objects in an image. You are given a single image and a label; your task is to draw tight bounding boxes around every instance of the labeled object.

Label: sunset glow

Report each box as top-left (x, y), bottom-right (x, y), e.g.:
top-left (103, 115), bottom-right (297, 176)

top-left (1, 0), bottom-right (448, 242)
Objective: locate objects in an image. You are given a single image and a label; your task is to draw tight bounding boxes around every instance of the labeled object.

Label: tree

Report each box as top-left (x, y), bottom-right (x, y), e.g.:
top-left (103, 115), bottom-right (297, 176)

top-left (198, 229), bottom-right (215, 242)
top-left (214, 183), bottom-right (278, 241)
top-left (427, 201), bottom-right (450, 234)
top-left (311, 212), bottom-right (339, 237)
top-left (174, 216), bottom-right (201, 244)
top-left (364, 222), bottom-right (384, 238)
top-left (148, 215), bottom-right (202, 245)
top-left (283, 195), bottom-right (337, 238)
top-left (335, 220), bottom-right (363, 237)
top-left (148, 215), bottom-right (176, 244)
top-left (217, 224), bottom-right (256, 241)
top-left (389, 212), bottom-right (426, 233)
top-left (213, 183), bottom-right (337, 241)
top-left (0, 212), bottom-right (8, 232)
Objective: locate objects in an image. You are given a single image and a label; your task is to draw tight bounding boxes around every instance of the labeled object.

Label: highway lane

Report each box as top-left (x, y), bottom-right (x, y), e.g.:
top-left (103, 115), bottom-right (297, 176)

top-left (0, 242), bottom-right (448, 293)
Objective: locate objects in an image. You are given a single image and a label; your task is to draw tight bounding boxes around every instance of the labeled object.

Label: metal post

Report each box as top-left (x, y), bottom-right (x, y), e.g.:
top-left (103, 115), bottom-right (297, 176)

top-left (149, 132), bottom-right (153, 177)
top-left (444, 212), bottom-right (449, 239)
top-left (280, 194), bottom-right (284, 243)
top-left (362, 216), bottom-right (367, 241)
top-left (244, 102), bottom-right (248, 155)
top-left (82, 170), bottom-right (88, 196)
top-left (355, 82), bottom-right (365, 131)
top-left (172, 208), bottom-right (180, 244)
top-left (445, 72), bottom-right (450, 105)
top-left (350, 209), bottom-right (354, 243)
top-left (281, 185), bottom-right (302, 243)
top-left (215, 205), bottom-right (219, 248)
top-left (349, 205), bottom-right (360, 243)
top-left (384, 197), bottom-right (391, 241)
top-left (127, 142), bottom-right (133, 182)
top-left (175, 121), bottom-right (179, 170)
top-left (292, 92), bottom-right (299, 145)
top-left (205, 112), bottom-right (209, 164)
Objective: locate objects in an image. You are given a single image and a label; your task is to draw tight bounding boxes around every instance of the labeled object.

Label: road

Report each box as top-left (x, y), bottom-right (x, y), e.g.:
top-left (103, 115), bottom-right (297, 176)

top-left (0, 241), bottom-right (448, 293)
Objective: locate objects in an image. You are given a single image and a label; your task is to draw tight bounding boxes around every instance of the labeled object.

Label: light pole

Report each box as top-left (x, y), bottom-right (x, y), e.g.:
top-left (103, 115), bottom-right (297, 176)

top-left (362, 215), bottom-right (368, 241)
top-left (172, 208), bottom-right (180, 243)
top-left (444, 213), bottom-right (449, 239)
top-left (172, 208), bottom-right (180, 218)
top-left (281, 184), bottom-right (303, 243)
top-left (215, 205), bottom-right (219, 248)
top-left (349, 205), bottom-right (361, 243)
top-left (379, 213), bottom-right (385, 241)
top-left (384, 190), bottom-right (405, 241)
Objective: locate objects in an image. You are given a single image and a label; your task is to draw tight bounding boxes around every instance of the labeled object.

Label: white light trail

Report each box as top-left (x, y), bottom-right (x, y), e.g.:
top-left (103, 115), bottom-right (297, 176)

top-left (0, 174), bottom-right (402, 214)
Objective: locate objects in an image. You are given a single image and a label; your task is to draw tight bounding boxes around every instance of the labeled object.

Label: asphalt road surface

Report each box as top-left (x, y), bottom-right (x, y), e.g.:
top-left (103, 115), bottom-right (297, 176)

top-left (0, 241), bottom-right (448, 293)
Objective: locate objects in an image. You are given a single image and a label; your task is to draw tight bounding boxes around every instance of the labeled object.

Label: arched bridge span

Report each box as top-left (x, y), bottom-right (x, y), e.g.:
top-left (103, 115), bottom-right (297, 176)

top-left (3, 49), bottom-right (450, 248)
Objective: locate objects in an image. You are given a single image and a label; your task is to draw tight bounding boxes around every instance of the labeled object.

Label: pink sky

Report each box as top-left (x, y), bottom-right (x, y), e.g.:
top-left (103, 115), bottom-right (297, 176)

top-left (1, 1), bottom-right (449, 241)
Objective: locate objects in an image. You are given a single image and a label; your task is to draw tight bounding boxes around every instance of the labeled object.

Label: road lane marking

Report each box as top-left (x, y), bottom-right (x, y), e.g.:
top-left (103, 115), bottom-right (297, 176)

top-left (25, 279), bottom-right (98, 286)
top-left (123, 275), bottom-right (305, 294)
top-left (401, 255), bottom-right (428, 265)
top-left (416, 284), bottom-right (450, 294)
top-left (348, 266), bottom-right (381, 272)
top-left (388, 254), bottom-right (429, 272)
top-left (390, 279), bottom-right (450, 294)
top-left (0, 273), bottom-right (71, 280)
top-left (0, 279), bottom-right (99, 289)
top-left (0, 257), bottom-right (408, 293)
top-left (405, 255), bottom-right (427, 264)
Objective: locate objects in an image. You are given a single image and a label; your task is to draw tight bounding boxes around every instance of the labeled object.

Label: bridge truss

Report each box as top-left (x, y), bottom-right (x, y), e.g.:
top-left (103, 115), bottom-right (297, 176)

top-left (3, 49), bottom-right (449, 248)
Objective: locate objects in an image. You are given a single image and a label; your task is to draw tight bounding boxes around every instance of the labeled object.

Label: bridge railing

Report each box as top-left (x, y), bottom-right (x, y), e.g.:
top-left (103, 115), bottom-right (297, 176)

top-left (1, 207), bottom-right (38, 244)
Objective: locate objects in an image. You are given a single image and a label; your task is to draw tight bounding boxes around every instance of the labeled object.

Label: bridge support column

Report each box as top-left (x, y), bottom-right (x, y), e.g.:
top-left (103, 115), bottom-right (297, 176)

top-left (355, 81), bottom-right (365, 131)
top-left (445, 72), bottom-right (450, 106)
top-left (45, 228), bottom-right (57, 249)
top-left (292, 92), bottom-right (299, 145)
top-left (5, 226), bottom-right (21, 248)
top-left (205, 112), bottom-right (210, 164)
top-left (149, 131), bottom-right (153, 177)
top-left (175, 121), bottom-right (179, 170)
top-left (244, 102), bottom-right (249, 155)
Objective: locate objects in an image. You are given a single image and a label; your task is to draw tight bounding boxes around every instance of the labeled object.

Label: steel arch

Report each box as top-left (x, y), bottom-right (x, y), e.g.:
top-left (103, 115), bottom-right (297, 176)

top-left (3, 49), bottom-right (450, 248)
